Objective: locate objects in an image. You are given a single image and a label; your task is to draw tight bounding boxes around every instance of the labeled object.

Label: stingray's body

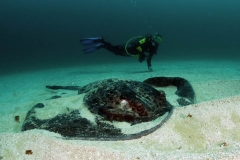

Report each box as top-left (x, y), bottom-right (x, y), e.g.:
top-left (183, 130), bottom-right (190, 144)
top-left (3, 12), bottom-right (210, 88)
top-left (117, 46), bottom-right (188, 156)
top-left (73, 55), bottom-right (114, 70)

top-left (22, 77), bottom-right (195, 140)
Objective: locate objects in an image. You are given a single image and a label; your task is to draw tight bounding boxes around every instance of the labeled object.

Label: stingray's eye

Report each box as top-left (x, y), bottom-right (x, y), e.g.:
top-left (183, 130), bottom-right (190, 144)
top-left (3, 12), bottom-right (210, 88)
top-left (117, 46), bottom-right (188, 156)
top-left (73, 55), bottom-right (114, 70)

top-left (120, 99), bottom-right (129, 108)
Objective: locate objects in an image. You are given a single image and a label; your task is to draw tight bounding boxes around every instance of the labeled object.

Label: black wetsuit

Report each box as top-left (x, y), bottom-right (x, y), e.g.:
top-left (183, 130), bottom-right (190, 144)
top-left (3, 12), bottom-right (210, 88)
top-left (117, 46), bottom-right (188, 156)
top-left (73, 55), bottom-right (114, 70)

top-left (102, 34), bottom-right (159, 68)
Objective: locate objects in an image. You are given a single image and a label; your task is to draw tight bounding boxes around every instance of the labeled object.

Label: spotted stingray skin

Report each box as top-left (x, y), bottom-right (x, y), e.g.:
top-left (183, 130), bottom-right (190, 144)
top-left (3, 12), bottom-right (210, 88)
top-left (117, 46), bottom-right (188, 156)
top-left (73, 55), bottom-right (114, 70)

top-left (22, 77), bottom-right (195, 140)
top-left (80, 79), bottom-right (170, 124)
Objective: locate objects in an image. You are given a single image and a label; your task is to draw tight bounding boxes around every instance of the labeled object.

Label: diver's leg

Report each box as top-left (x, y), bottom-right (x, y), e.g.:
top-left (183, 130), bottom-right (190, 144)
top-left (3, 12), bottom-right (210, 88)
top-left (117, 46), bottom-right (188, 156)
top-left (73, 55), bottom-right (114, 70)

top-left (80, 37), bottom-right (128, 55)
top-left (103, 42), bottom-right (129, 56)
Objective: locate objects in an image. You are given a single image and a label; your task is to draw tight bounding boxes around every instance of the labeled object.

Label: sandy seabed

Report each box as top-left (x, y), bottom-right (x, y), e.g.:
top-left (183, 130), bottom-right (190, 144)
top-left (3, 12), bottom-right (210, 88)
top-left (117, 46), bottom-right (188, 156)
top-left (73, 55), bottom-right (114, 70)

top-left (0, 60), bottom-right (240, 160)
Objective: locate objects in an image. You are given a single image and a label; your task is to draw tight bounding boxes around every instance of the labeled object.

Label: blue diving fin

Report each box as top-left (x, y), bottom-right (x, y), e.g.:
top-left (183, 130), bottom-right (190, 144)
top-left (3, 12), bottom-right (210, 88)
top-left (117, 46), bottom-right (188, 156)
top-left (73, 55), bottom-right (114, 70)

top-left (83, 43), bottom-right (104, 54)
top-left (80, 37), bottom-right (103, 45)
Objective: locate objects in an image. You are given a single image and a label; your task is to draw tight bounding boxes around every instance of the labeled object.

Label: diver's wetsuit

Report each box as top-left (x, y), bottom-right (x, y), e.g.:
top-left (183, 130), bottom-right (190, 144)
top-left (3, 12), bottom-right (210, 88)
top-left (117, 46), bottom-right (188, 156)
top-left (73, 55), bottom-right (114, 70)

top-left (102, 34), bottom-right (159, 69)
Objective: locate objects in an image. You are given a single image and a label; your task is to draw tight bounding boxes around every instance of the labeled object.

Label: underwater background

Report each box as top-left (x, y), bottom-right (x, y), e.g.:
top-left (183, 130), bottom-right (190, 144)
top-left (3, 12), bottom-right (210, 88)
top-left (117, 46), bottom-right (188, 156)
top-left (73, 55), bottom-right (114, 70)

top-left (0, 0), bottom-right (240, 74)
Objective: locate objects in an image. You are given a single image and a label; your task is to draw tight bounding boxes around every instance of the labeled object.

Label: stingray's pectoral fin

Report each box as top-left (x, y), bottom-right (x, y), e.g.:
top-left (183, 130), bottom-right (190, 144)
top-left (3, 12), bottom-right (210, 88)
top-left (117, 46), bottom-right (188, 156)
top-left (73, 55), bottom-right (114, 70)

top-left (46, 85), bottom-right (81, 91)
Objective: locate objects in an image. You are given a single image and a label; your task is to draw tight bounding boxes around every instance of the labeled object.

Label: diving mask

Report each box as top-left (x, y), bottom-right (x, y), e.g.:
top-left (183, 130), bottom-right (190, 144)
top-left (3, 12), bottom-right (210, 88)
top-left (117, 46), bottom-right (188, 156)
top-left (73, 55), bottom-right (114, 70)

top-left (153, 34), bottom-right (162, 43)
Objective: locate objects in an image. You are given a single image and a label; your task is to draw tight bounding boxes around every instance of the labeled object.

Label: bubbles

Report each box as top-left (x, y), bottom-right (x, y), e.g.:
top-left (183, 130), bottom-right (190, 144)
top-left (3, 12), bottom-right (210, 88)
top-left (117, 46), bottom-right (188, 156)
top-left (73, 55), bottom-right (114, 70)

top-left (130, 0), bottom-right (137, 7)
top-left (129, 0), bottom-right (157, 33)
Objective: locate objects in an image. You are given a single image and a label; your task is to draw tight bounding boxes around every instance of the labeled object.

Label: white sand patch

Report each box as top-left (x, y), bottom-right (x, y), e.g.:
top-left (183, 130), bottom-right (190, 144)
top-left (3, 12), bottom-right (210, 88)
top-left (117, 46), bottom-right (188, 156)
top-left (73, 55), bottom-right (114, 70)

top-left (113, 111), bottom-right (169, 134)
top-left (155, 86), bottom-right (181, 106)
top-left (35, 94), bottom-right (97, 124)
top-left (35, 95), bottom-right (83, 119)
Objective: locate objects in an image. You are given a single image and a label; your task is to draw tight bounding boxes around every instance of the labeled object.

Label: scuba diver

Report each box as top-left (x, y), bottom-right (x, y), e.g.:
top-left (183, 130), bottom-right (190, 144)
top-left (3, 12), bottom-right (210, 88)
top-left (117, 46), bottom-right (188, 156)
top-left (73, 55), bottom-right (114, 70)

top-left (80, 33), bottom-right (162, 72)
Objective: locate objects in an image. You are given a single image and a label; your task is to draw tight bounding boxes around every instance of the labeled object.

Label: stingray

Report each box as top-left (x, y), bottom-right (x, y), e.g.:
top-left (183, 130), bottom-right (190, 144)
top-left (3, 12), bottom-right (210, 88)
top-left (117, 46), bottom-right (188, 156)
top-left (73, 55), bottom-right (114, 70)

top-left (21, 77), bottom-right (195, 141)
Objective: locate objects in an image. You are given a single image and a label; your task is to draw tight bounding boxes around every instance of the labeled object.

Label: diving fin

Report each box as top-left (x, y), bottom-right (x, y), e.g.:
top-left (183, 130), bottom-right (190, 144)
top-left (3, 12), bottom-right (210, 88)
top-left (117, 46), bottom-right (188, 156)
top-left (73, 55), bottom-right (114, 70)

top-left (80, 37), bottom-right (104, 45)
top-left (83, 43), bottom-right (104, 54)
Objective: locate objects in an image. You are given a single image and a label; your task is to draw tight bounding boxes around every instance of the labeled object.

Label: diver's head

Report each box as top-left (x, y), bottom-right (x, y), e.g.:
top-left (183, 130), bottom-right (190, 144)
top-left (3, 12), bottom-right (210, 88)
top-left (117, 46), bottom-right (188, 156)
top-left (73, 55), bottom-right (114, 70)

top-left (153, 33), bottom-right (162, 44)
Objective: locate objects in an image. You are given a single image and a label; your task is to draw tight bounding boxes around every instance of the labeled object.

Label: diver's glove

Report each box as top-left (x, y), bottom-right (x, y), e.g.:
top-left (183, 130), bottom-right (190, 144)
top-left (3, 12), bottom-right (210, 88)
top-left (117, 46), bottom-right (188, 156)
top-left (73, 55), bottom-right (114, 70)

top-left (148, 66), bottom-right (153, 72)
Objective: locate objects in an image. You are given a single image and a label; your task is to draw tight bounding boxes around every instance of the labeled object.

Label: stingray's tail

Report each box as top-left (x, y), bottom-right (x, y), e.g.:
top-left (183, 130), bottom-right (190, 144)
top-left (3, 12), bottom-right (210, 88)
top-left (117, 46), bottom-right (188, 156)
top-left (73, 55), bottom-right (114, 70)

top-left (46, 85), bottom-right (81, 91)
top-left (143, 77), bottom-right (195, 105)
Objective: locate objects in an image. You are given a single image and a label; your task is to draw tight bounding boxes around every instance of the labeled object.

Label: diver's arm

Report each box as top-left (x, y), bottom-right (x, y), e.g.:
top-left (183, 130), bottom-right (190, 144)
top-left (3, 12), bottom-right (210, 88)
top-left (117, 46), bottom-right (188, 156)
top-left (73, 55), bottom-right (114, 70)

top-left (139, 53), bottom-right (146, 63)
top-left (147, 53), bottom-right (154, 72)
